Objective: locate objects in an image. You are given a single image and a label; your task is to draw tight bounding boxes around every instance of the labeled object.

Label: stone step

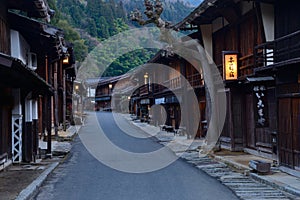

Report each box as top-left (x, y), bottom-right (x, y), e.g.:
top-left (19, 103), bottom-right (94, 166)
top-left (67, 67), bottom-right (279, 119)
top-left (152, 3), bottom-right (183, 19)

top-left (235, 191), bottom-right (287, 197)
top-left (196, 163), bottom-right (227, 168)
top-left (240, 197), bottom-right (291, 200)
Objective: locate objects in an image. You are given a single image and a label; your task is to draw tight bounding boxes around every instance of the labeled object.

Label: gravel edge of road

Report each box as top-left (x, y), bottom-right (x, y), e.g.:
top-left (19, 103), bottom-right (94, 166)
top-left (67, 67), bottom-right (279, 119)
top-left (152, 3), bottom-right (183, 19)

top-left (15, 162), bottom-right (59, 200)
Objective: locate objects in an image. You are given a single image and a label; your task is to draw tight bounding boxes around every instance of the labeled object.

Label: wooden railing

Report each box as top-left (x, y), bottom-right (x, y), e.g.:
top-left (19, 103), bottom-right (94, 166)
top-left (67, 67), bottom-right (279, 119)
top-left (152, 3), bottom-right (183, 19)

top-left (239, 54), bottom-right (255, 77)
top-left (254, 42), bottom-right (274, 68)
top-left (150, 74), bottom-right (204, 94)
top-left (187, 73), bottom-right (203, 88)
top-left (95, 92), bottom-right (110, 97)
top-left (164, 76), bottom-right (181, 90)
top-left (152, 84), bottom-right (165, 94)
top-left (139, 84), bottom-right (149, 96)
top-left (0, 17), bottom-right (9, 54)
top-left (255, 30), bottom-right (300, 68)
top-left (95, 89), bottom-right (109, 96)
top-left (152, 77), bottom-right (182, 94)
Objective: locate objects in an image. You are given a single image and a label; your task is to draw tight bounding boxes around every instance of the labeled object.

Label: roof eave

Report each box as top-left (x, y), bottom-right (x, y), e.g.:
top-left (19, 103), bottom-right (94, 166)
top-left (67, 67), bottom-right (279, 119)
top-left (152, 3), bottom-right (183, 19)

top-left (8, 0), bottom-right (53, 22)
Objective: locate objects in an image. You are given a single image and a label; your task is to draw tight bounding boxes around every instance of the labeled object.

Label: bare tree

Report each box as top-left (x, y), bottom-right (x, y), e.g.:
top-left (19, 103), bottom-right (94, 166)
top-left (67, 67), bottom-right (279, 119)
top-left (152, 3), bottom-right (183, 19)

top-left (130, 0), bottom-right (171, 28)
top-left (130, 0), bottom-right (177, 47)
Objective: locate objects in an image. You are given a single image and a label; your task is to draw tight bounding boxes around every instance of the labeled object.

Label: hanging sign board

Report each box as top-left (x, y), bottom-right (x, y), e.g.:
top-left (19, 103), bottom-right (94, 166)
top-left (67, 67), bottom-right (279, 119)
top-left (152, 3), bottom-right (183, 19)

top-left (223, 51), bottom-right (238, 81)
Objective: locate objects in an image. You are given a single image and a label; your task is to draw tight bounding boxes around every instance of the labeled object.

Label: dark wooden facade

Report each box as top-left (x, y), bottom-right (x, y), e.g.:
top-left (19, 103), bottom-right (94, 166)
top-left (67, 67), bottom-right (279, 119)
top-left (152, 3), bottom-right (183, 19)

top-left (253, 1), bottom-right (300, 170)
top-left (95, 77), bottom-right (120, 111)
top-left (121, 53), bottom-right (206, 138)
top-left (175, 0), bottom-right (271, 152)
top-left (95, 0), bottom-right (300, 171)
top-left (173, 0), bottom-right (300, 170)
top-left (0, 0), bottom-right (75, 164)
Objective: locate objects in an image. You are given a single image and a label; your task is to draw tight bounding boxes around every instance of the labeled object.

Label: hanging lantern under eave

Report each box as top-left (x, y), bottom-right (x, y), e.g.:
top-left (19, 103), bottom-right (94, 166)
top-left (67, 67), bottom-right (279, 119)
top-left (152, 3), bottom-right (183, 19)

top-left (63, 56), bottom-right (69, 64)
top-left (223, 51), bottom-right (238, 81)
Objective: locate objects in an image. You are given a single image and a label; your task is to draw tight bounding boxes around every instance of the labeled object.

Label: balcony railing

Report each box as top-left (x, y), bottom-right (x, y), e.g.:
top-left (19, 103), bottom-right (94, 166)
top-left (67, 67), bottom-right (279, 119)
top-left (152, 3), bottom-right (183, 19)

top-left (95, 92), bottom-right (110, 97)
top-left (164, 76), bottom-right (182, 90)
top-left (139, 84), bottom-right (149, 96)
top-left (95, 89), bottom-right (110, 96)
top-left (239, 54), bottom-right (255, 77)
top-left (147, 74), bottom-right (204, 94)
top-left (153, 84), bottom-right (165, 94)
top-left (152, 77), bottom-right (182, 94)
top-left (187, 73), bottom-right (204, 88)
top-left (254, 42), bottom-right (275, 68)
top-left (255, 30), bottom-right (300, 68)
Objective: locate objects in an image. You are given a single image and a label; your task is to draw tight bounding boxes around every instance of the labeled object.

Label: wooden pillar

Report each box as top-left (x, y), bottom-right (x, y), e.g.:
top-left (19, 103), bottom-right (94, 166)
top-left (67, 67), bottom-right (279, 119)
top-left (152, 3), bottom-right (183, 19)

top-left (24, 97), bottom-right (33, 162)
top-left (53, 61), bottom-right (59, 138)
top-left (180, 61), bottom-right (191, 138)
top-left (46, 94), bottom-right (52, 155)
top-left (45, 55), bottom-right (52, 155)
top-left (38, 96), bottom-right (43, 137)
top-left (59, 60), bottom-right (64, 123)
top-left (32, 100), bottom-right (38, 161)
top-left (63, 69), bottom-right (66, 131)
top-left (42, 95), bottom-right (47, 141)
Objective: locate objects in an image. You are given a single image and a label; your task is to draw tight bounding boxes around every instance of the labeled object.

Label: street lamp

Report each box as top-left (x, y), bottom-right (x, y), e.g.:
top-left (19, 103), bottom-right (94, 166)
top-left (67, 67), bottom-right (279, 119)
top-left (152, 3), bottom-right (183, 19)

top-left (127, 96), bottom-right (132, 114)
top-left (144, 72), bottom-right (148, 85)
top-left (108, 83), bottom-right (113, 94)
top-left (63, 56), bottom-right (69, 64)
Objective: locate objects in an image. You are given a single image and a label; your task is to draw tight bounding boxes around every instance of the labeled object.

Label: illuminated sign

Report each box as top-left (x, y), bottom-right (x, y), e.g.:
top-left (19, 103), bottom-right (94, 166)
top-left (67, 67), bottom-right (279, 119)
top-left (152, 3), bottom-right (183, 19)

top-left (223, 51), bottom-right (238, 81)
top-left (63, 56), bottom-right (69, 64)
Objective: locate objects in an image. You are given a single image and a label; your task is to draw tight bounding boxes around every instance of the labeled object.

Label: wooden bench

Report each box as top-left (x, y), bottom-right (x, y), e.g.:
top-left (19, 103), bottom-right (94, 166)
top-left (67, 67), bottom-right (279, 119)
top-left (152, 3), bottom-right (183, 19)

top-left (249, 160), bottom-right (271, 173)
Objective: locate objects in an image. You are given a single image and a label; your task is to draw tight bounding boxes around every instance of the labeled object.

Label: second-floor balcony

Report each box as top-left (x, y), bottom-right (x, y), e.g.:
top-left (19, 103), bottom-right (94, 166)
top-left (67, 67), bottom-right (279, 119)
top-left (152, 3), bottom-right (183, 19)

top-left (139, 84), bottom-right (149, 96)
top-left (152, 77), bottom-right (182, 94)
top-left (255, 30), bottom-right (300, 71)
top-left (164, 76), bottom-right (182, 90)
top-left (152, 74), bottom-right (204, 94)
top-left (187, 73), bottom-right (204, 88)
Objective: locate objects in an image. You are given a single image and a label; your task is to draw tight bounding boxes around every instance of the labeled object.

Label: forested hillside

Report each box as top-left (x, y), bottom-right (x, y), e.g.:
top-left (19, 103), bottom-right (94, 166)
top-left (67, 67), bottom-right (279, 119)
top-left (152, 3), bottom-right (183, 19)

top-left (48, 0), bottom-right (194, 77)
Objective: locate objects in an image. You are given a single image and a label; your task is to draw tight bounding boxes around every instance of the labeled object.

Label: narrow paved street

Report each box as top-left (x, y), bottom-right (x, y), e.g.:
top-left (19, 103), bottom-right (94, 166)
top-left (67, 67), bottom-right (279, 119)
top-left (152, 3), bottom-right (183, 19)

top-left (33, 112), bottom-right (239, 200)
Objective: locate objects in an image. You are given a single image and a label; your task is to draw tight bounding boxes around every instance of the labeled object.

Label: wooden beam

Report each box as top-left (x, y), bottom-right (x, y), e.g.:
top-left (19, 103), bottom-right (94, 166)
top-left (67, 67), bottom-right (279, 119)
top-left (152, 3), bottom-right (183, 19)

top-left (217, 4), bottom-right (241, 24)
top-left (53, 62), bottom-right (58, 138)
top-left (63, 68), bottom-right (66, 131)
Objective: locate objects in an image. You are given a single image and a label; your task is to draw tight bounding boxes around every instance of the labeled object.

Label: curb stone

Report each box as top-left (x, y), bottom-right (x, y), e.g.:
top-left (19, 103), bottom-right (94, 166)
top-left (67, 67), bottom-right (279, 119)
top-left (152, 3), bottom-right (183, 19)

top-left (211, 154), bottom-right (251, 171)
top-left (123, 114), bottom-right (300, 198)
top-left (250, 172), bottom-right (300, 198)
top-left (211, 154), bottom-right (300, 198)
top-left (15, 162), bottom-right (59, 200)
top-left (15, 124), bottom-right (80, 200)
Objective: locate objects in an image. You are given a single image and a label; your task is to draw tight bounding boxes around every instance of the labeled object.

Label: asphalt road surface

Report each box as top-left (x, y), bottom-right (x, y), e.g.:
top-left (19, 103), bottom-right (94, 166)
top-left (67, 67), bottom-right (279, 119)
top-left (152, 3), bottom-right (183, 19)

top-left (33, 112), bottom-right (239, 200)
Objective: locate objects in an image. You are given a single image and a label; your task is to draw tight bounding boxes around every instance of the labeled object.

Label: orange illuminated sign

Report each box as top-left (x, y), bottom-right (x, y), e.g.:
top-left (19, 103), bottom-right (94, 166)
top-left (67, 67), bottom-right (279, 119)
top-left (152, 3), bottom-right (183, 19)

top-left (63, 57), bottom-right (69, 64)
top-left (223, 52), bottom-right (238, 81)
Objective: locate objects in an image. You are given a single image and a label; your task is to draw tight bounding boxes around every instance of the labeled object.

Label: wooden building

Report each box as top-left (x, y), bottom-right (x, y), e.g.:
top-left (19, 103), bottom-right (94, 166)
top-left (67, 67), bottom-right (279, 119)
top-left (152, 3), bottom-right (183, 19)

top-left (173, 0), bottom-right (300, 171)
top-left (253, 1), bottom-right (300, 171)
top-left (0, 0), bottom-right (75, 164)
top-left (84, 78), bottom-right (100, 111)
top-left (95, 0), bottom-right (300, 171)
top-left (95, 76), bottom-right (121, 111)
top-left (146, 48), bottom-right (206, 138)
top-left (95, 74), bottom-right (139, 114)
